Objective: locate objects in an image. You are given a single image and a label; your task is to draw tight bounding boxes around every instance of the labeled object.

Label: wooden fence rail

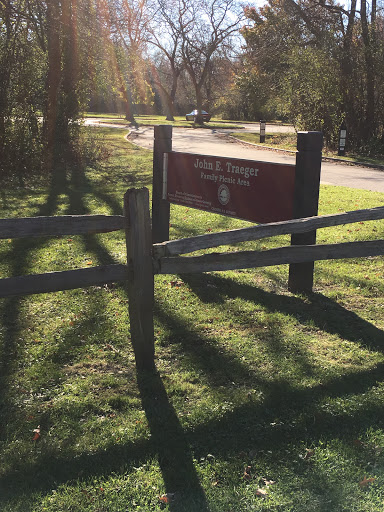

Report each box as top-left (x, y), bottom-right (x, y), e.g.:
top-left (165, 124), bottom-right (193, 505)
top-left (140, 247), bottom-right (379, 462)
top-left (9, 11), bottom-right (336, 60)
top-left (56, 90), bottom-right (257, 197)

top-left (153, 206), bottom-right (384, 258)
top-left (0, 215), bottom-right (125, 239)
top-left (155, 240), bottom-right (384, 275)
top-left (1, 188), bottom-right (383, 371)
top-left (0, 196), bottom-right (151, 369)
top-left (152, 205), bottom-right (384, 275)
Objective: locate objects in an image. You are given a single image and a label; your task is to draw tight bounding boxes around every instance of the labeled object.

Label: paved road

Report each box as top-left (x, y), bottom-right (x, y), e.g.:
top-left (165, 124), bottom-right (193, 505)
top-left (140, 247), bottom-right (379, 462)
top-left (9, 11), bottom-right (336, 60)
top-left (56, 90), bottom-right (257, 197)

top-left (85, 120), bottom-right (384, 192)
top-left (127, 126), bottom-right (384, 193)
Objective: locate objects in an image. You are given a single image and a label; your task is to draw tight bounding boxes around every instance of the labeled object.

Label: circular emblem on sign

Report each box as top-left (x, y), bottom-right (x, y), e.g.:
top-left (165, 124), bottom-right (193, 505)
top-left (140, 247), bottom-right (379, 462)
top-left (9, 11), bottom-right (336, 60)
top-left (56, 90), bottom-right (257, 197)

top-left (218, 184), bottom-right (230, 206)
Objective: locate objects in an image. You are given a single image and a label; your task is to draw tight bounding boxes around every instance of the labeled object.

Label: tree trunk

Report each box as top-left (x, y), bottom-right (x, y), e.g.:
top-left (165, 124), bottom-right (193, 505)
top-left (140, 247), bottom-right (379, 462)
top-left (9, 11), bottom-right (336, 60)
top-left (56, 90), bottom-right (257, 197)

top-left (120, 83), bottom-right (136, 125)
top-left (167, 65), bottom-right (181, 121)
top-left (195, 88), bottom-right (204, 125)
top-left (339, 0), bottom-right (359, 144)
top-left (152, 79), bottom-right (174, 121)
top-left (360, 0), bottom-right (375, 140)
top-left (43, 1), bottom-right (62, 172)
top-left (61, 0), bottom-right (80, 157)
top-left (0, 1), bottom-right (13, 167)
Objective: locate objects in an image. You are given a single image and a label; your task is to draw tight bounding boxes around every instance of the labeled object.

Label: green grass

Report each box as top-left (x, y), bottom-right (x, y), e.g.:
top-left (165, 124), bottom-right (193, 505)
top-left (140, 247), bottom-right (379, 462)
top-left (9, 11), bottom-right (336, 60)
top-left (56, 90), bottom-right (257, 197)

top-left (231, 132), bottom-right (297, 151)
top-left (85, 112), bottom-right (126, 119)
top-left (231, 132), bottom-right (384, 167)
top-left (85, 112), bottom-right (243, 130)
top-left (0, 127), bottom-right (384, 511)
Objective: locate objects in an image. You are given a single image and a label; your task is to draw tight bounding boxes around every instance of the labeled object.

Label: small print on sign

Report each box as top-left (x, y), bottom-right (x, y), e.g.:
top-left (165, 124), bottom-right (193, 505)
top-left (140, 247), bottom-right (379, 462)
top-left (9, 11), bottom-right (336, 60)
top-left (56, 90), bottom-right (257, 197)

top-left (166, 152), bottom-right (295, 223)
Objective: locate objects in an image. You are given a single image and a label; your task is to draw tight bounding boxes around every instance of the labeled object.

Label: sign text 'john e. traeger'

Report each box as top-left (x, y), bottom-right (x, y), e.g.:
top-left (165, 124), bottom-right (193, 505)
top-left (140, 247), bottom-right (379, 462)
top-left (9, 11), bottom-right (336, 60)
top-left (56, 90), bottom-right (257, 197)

top-left (164, 152), bottom-right (296, 223)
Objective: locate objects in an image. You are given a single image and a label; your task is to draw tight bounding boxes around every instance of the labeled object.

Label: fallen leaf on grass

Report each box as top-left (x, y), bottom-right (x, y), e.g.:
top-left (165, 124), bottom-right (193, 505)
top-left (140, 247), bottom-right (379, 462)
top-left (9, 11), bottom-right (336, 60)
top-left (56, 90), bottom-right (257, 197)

top-left (359, 476), bottom-right (376, 488)
top-left (32, 426), bottom-right (41, 441)
top-left (299, 448), bottom-right (315, 460)
top-left (256, 488), bottom-right (268, 498)
top-left (304, 448), bottom-right (315, 459)
top-left (261, 478), bottom-right (276, 486)
top-left (159, 493), bottom-right (176, 504)
top-left (243, 465), bottom-right (252, 481)
top-left (104, 343), bottom-right (119, 352)
top-left (170, 280), bottom-right (183, 288)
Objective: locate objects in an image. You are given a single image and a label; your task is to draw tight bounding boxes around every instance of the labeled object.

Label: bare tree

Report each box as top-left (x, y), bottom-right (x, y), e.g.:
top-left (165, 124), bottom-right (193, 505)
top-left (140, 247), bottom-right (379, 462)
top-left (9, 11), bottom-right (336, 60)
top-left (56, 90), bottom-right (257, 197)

top-left (150, 0), bottom-right (244, 123)
top-left (179, 0), bottom-right (245, 123)
top-left (147, 0), bottom-right (185, 120)
top-left (108, 0), bottom-right (154, 123)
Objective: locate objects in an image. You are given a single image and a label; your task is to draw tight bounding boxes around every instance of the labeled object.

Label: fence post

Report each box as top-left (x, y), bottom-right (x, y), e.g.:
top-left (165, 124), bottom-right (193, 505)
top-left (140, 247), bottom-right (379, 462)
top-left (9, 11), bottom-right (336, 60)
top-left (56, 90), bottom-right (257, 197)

top-left (288, 131), bottom-right (323, 294)
top-left (152, 125), bottom-right (172, 243)
top-left (124, 187), bottom-right (155, 370)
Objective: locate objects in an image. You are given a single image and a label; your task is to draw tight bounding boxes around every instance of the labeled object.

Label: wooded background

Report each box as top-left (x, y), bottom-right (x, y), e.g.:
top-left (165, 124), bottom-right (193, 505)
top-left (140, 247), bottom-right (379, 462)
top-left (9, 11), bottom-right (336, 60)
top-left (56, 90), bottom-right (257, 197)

top-left (1, 0), bottom-right (383, 182)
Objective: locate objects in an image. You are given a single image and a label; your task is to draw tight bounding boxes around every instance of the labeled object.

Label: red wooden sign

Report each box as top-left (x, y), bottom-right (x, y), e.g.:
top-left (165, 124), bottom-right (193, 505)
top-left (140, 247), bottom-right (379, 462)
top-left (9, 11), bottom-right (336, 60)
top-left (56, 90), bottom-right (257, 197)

top-left (164, 152), bottom-right (296, 223)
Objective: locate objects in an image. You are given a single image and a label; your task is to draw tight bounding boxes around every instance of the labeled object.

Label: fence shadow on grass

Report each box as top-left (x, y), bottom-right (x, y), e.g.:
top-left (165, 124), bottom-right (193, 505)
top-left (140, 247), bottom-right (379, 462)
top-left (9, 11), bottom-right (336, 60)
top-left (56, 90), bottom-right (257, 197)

top-left (180, 273), bottom-right (384, 353)
top-left (1, 289), bottom-right (383, 509)
top-left (153, 286), bottom-right (384, 446)
top-left (137, 369), bottom-right (209, 511)
top-left (153, 302), bottom-right (261, 389)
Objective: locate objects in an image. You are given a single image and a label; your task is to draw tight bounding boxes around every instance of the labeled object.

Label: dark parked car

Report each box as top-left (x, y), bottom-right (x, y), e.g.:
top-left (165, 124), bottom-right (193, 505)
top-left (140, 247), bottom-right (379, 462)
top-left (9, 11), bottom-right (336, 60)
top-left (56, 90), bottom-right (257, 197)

top-left (185, 109), bottom-right (211, 122)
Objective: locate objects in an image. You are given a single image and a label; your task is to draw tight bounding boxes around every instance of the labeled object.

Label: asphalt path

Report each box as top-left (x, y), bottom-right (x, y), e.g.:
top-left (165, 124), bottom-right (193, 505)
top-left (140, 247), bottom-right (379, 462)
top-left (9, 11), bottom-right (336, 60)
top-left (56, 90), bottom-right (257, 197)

top-left (85, 120), bottom-right (384, 192)
top-left (129, 126), bottom-right (384, 193)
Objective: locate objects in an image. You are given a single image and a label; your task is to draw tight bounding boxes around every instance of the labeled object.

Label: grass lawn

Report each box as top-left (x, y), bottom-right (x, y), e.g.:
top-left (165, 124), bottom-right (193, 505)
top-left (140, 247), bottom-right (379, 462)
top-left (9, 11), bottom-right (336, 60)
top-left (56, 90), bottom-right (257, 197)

top-left (85, 113), bottom-right (244, 130)
top-left (0, 127), bottom-right (384, 511)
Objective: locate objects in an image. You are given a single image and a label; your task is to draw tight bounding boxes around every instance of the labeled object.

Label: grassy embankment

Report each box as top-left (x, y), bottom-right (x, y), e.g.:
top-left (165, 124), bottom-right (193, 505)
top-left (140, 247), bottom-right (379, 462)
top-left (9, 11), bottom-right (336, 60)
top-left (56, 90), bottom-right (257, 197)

top-left (0, 126), bottom-right (384, 511)
top-left (231, 132), bottom-right (384, 167)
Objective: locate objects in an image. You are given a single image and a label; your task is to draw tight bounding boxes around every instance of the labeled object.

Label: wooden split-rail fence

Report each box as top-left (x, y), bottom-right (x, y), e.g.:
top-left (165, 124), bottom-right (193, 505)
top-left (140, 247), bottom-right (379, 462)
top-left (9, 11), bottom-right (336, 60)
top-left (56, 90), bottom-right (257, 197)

top-left (0, 190), bottom-right (383, 369)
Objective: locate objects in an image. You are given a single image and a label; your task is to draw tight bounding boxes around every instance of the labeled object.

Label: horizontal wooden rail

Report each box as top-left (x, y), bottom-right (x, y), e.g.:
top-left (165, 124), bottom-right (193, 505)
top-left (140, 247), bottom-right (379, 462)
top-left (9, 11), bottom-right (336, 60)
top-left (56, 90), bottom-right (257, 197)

top-left (153, 206), bottom-right (384, 257)
top-left (0, 215), bottom-right (125, 239)
top-left (156, 239), bottom-right (384, 275)
top-left (0, 264), bottom-right (128, 298)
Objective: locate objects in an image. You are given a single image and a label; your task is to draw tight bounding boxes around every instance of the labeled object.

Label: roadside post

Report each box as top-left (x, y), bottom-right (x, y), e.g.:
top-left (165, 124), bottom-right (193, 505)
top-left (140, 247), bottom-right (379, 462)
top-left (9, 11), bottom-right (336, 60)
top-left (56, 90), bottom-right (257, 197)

top-left (338, 121), bottom-right (347, 156)
top-left (288, 131), bottom-right (323, 294)
top-left (152, 125), bottom-right (172, 243)
top-left (260, 120), bottom-right (266, 143)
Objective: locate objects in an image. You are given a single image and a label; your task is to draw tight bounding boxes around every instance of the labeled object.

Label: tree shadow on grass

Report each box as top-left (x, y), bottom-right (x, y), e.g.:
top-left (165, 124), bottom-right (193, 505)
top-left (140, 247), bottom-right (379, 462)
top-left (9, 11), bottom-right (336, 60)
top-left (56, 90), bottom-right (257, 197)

top-left (186, 360), bottom-right (384, 463)
top-left (0, 160), bottom-right (125, 469)
top-left (152, 292), bottom-right (384, 451)
top-left (1, 260), bottom-right (384, 508)
top-left (0, 163), bottom-right (209, 511)
top-left (153, 302), bottom-right (264, 389)
top-left (0, 167), bottom-right (69, 430)
top-left (2, 356), bottom-right (384, 509)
